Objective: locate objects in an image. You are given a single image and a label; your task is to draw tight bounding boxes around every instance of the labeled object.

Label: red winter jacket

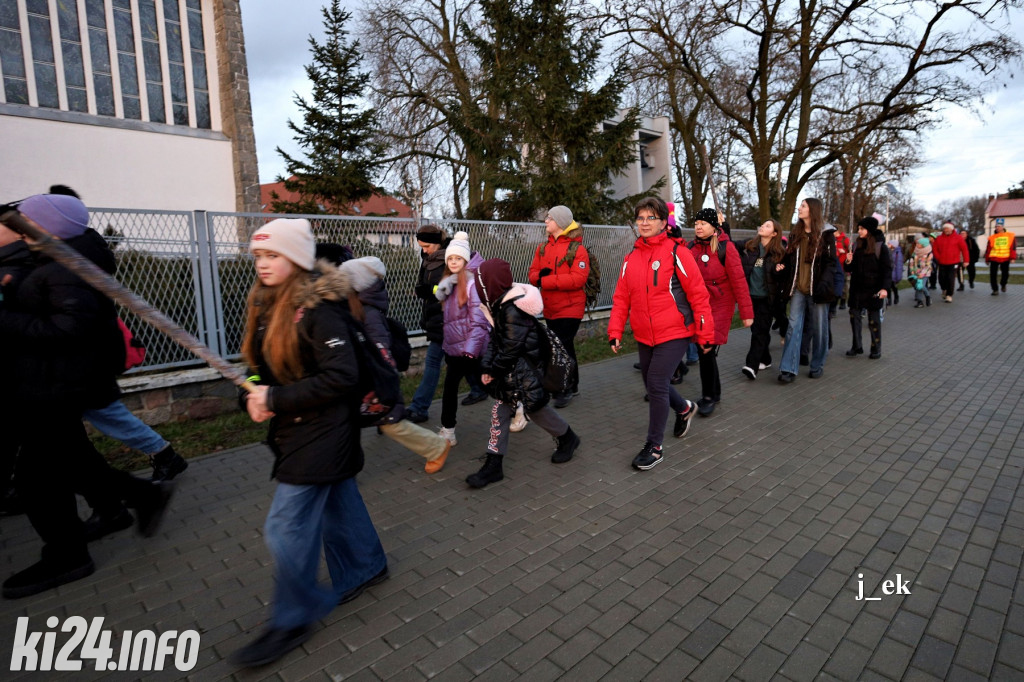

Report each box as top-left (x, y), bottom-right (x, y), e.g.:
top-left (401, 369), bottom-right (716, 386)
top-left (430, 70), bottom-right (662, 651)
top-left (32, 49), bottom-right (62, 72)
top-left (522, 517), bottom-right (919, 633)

top-left (688, 236), bottom-right (754, 345)
top-left (528, 224), bottom-right (590, 320)
top-left (931, 232), bottom-right (970, 266)
top-left (608, 230), bottom-right (714, 347)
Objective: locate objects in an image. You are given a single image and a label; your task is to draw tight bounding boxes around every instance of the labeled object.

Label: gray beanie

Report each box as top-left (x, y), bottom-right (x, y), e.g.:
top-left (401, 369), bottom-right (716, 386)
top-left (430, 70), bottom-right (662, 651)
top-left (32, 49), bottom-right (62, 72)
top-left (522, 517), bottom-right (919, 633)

top-left (547, 206), bottom-right (574, 230)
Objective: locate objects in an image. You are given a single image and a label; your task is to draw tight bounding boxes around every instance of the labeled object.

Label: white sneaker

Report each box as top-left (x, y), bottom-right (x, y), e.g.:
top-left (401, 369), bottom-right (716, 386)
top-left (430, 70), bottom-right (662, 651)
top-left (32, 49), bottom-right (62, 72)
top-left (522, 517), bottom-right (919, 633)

top-left (510, 403), bottom-right (528, 432)
top-left (759, 362), bottom-right (771, 370)
top-left (438, 426), bottom-right (457, 446)
top-left (741, 366), bottom-right (757, 380)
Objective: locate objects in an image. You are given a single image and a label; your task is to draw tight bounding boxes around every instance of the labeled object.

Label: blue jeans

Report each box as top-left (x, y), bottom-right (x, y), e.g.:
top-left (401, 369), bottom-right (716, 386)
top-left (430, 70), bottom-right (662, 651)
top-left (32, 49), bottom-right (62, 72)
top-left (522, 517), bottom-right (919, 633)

top-left (264, 478), bottom-right (387, 629)
top-left (780, 291), bottom-right (829, 375)
top-left (83, 400), bottom-right (168, 455)
top-left (686, 342), bottom-right (699, 364)
top-left (409, 340), bottom-right (445, 414)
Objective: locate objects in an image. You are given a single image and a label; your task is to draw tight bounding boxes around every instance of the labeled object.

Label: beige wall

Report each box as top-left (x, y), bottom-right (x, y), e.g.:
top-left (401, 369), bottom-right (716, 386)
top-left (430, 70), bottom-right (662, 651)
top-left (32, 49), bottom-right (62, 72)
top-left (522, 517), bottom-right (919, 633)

top-left (0, 115), bottom-right (236, 211)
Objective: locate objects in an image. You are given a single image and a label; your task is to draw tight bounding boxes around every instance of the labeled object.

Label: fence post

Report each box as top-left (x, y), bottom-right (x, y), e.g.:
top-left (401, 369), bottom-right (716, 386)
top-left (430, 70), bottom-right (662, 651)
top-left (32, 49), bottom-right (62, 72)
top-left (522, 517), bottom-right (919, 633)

top-left (193, 210), bottom-right (224, 359)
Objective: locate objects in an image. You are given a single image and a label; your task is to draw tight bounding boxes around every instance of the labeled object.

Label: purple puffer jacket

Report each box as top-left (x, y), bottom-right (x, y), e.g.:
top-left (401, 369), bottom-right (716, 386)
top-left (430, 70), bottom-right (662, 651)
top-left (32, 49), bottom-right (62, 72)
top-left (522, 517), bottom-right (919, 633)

top-left (437, 252), bottom-right (490, 357)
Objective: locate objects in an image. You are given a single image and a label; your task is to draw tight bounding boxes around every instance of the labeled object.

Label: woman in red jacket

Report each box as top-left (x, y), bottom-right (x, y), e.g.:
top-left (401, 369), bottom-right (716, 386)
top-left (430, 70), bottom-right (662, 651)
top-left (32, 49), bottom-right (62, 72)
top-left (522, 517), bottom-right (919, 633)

top-left (688, 209), bottom-right (754, 416)
top-left (608, 197), bottom-right (714, 471)
top-left (528, 205), bottom-right (590, 407)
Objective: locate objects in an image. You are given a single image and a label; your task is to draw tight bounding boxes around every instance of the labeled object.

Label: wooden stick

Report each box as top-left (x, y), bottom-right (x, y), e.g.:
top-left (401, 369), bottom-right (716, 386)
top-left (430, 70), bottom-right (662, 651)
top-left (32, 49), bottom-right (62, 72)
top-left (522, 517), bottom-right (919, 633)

top-left (1, 209), bottom-right (255, 393)
top-left (699, 143), bottom-right (722, 216)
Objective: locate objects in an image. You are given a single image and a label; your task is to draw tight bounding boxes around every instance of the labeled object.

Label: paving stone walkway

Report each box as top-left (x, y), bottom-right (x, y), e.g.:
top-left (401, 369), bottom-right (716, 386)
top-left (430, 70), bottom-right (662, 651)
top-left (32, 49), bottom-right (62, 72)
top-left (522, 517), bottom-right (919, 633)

top-left (2, 284), bottom-right (1023, 681)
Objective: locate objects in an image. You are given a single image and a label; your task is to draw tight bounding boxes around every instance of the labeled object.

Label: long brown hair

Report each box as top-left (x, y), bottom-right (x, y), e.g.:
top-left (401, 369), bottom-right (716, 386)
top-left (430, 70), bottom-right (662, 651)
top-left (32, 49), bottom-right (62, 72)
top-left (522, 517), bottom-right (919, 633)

top-left (443, 262), bottom-right (471, 307)
top-left (241, 271), bottom-right (307, 384)
top-left (788, 198), bottom-right (824, 261)
top-left (746, 219), bottom-right (785, 261)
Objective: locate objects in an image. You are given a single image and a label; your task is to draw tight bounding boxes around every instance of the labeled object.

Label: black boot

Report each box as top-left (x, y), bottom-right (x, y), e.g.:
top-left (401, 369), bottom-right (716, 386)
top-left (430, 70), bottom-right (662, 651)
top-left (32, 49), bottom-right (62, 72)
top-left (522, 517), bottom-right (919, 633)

top-left (3, 548), bottom-right (95, 599)
top-left (551, 428), bottom-right (580, 464)
top-left (466, 454), bottom-right (503, 488)
top-left (134, 481), bottom-right (175, 537)
top-left (83, 506), bottom-right (135, 542)
top-left (150, 445), bottom-right (188, 482)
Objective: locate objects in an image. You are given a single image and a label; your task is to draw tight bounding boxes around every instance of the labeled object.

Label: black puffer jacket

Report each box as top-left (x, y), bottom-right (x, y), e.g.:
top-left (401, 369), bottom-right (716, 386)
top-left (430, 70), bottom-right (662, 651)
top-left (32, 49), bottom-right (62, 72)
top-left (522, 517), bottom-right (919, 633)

top-left (848, 237), bottom-right (892, 311)
top-left (248, 263), bottom-right (364, 485)
top-left (0, 229), bottom-right (123, 409)
top-left (480, 284), bottom-right (548, 411)
top-left (413, 238), bottom-right (451, 342)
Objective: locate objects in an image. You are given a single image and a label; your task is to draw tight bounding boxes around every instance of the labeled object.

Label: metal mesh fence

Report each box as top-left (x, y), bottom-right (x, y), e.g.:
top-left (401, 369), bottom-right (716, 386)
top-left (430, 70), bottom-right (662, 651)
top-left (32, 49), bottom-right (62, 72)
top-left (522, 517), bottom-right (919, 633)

top-left (87, 209), bottom-right (754, 374)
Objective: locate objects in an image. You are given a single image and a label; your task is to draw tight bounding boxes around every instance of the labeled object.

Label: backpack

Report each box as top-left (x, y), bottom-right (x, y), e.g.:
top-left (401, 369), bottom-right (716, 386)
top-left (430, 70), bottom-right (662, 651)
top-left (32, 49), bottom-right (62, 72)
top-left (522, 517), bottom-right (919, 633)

top-left (118, 318), bottom-right (146, 371)
top-left (385, 316), bottom-right (411, 372)
top-left (541, 239), bottom-right (602, 309)
top-left (536, 321), bottom-right (576, 394)
top-left (687, 238), bottom-right (727, 266)
top-left (343, 312), bottom-right (404, 428)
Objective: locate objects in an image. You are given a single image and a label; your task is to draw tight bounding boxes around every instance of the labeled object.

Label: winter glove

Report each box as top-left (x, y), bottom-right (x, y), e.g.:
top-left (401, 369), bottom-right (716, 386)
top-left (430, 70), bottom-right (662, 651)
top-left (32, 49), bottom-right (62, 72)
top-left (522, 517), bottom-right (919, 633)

top-left (435, 274), bottom-right (457, 300)
top-left (538, 268), bottom-right (553, 278)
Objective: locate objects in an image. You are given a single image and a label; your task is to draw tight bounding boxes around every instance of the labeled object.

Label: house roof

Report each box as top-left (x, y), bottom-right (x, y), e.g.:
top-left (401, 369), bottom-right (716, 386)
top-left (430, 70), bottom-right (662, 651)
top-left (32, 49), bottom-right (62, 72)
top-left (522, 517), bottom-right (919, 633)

top-left (986, 196), bottom-right (1024, 219)
top-left (259, 180), bottom-right (413, 218)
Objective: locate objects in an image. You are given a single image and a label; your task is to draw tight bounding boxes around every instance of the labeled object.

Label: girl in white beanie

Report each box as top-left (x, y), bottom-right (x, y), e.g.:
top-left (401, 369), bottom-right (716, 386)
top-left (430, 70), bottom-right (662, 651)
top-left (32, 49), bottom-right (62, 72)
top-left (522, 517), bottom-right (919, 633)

top-left (435, 231), bottom-right (489, 446)
top-left (233, 218), bottom-right (388, 667)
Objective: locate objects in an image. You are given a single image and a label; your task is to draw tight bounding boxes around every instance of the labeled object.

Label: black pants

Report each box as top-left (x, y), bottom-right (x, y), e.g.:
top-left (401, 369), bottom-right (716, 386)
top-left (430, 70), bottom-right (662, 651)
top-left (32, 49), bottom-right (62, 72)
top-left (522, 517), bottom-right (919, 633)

top-left (938, 264), bottom-right (957, 297)
top-left (966, 263), bottom-right (976, 286)
top-left (697, 344), bottom-right (721, 402)
top-left (744, 297), bottom-right (774, 372)
top-left (13, 406), bottom-right (156, 562)
top-left (849, 306), bottom-right (881, 353)
top-left (546, 317), bottom-right (581, 393)
top-left (929, 266), bottom-right (938, 289)
top-left (990, 261), bottom-right (1010, 291)
top-left (441, 354), bottom-right (482, 428)
top-left (638, 338), bottom-right (689, 447)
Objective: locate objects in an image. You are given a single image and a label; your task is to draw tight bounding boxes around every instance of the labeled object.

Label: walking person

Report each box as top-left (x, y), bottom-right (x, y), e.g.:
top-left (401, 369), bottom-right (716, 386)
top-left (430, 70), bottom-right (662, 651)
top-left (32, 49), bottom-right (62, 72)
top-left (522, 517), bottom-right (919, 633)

top-left (232, 219), bottom-right (388, 666)
top-left (688, 208), bottom-right (753, 414)
top-left (528, 205), bottom-right (590, 407)
top-left (844, 217), bottom-right (891, 359)
top-left (337, 256), bottom-right (452, 474)
top-left (932, 220), bottom-right (970, 303)
top-left (887, 239), bottom-right (904, 304)
top-left (465, 259), bottom-right (582, 488)
top-left (740, 219), bottom-right (786, 379)
top-left (776, 198), bottom-right (838, 383)
top-left (910, 235), bottom-right (933, 308)
top-left (1, 193), bottom-right (174, 599)
top-left (985, 223), bottom-right (1017, 295)
top-left (435, 231), bottom-right (490, 447)
top-left (608, 197), bottom-right (713, 470)
top-left (961, 227), bottom-right (980, 289)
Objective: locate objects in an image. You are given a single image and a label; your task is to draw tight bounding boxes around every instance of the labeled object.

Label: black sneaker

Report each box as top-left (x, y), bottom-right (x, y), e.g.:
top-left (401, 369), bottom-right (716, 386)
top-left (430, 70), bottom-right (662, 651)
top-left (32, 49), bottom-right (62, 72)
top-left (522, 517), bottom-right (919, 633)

top-left (2, 554), bottom-right (95, 599)
top-left (673, 400), bottom-right (696, 438)
top-left (461, 392), bottom-right (487, 406)
top-left (551, 428), bottom-right (581, 463)
top-left (406, 410), bottom-right (429, 423)
top-left (83, 507), bottom-right (135, 542)
top-left (338, 565), bottom-right (389, 605)
top-left (231, 626), bottom-right (312, 667)
top-left (697, 397), bottom-right (716, 417)
top-left (150, 445), bottom-right (188, 482)
top-left (778, 372), bottom-right (795, 384)
top-left (632, 442), bottom-right (663, 470)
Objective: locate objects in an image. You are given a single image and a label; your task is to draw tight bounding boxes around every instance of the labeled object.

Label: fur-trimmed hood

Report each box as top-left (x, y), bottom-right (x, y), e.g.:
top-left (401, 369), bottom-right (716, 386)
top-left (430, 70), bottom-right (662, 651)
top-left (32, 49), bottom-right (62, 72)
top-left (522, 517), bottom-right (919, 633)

top-left (294, 259), bottom-right (355, 309)
top-left (503, 283), bottom-right (544, 316)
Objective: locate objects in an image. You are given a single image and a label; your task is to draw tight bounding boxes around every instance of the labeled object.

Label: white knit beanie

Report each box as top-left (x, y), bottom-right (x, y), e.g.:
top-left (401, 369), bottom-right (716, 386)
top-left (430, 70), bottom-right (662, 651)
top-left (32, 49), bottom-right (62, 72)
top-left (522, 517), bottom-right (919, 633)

top-left (250, 218), bottom-right (316, 271)
top-left (445, 230), bottom-right (471, 263)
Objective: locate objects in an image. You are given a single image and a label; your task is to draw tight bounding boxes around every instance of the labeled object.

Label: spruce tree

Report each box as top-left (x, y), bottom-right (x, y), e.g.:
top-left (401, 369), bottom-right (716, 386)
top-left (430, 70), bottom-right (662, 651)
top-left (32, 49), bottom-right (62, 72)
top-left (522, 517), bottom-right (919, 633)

top-left (271, 0), bottom-right (383, 214)
top-left (466, 0), bottom-right (641, 223)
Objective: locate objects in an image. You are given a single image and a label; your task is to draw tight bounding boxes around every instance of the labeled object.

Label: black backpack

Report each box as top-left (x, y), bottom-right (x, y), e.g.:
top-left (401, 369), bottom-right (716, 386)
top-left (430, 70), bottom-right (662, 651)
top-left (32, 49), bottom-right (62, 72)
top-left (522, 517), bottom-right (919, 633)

top-left (385, 316), bottom-right (411, 372)
top-left (344, 312), bottom-right (404, 428)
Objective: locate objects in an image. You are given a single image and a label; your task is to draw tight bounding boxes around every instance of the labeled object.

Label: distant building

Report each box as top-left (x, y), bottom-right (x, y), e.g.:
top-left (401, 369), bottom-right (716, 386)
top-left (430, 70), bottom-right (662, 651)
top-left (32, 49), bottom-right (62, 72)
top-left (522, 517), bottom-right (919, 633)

top-left (259, 180), bottom-right (413, 219)
top-left (606, 112), bottom-right (674, 203)
top-left (0, 0), bottom-right (258, 212)
top-left (985, 194), bottom-right (1024, 251)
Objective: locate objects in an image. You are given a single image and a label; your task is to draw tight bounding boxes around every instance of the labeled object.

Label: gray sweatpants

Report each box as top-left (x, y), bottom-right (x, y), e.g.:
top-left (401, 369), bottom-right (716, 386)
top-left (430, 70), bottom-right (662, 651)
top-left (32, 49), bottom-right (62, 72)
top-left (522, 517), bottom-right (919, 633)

top-left (486, 400), bottom-right (568, 456)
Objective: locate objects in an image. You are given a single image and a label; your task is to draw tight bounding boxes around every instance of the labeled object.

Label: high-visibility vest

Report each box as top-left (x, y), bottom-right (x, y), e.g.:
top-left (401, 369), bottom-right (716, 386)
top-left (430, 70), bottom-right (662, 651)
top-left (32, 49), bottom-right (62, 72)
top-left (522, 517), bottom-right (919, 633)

top-left (988, 232), bottom-right (1015, 261)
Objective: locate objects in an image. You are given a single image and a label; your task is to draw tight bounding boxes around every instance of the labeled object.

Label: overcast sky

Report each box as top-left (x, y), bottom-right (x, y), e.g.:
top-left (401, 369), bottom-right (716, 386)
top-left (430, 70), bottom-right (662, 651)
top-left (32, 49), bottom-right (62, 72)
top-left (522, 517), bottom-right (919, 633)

top-left (240, 1), bottom-right (1024, 216)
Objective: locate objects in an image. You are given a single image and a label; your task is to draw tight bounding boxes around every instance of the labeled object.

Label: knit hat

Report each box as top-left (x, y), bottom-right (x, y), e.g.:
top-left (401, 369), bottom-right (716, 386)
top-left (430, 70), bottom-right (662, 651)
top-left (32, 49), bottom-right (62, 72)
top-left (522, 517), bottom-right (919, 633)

top-left (693, 207), bottom-right (719, 228)
top-left (857, 216), bottom-right (879, 232)
top-left (250, 218), bottom-right (315, 271)
top-left (445, 230), bottom-right (471, 263)
top-left (547, 206), bottom-right (574, 231)
top-left (416, 224), bottom-right (445, 244)
top-left (941, 220), bottom-right (955, 231)
top-left (665, 202), bottom-right (676, 227)
top-left (475, 258), bottom-right (513, 309)
top-left (339, 256), bottom-right (386, 292)
top-left (18, 194), bottom-right (90, 239)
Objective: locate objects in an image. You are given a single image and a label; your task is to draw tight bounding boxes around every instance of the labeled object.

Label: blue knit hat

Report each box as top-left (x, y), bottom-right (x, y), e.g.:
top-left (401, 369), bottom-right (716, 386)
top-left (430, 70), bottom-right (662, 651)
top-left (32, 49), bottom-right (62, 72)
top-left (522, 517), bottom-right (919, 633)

top-left (18, 194), bottom-right (90, 239)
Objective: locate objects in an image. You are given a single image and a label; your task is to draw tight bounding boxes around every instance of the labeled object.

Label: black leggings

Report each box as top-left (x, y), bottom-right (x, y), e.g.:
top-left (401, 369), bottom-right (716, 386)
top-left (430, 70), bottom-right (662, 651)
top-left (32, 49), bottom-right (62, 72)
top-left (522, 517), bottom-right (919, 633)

top-left (638, 338), bottom-right (689, 447)
top-left (744, 297), bottom-right (774, 371)
top-left (546, 317), bottom-right (581, 393)
top-left (441, 354), bottom-right (481, 428)
top-left (697, 344), bottom-right (721, 401)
